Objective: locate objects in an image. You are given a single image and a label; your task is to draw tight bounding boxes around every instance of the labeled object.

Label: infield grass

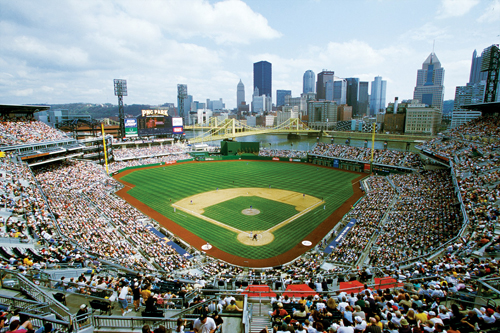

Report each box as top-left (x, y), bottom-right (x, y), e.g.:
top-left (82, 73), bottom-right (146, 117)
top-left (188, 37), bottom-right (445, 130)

top-left (119, 161), bottom-right (358, 259)
top-left (203, 196), bottom-right (297, 231)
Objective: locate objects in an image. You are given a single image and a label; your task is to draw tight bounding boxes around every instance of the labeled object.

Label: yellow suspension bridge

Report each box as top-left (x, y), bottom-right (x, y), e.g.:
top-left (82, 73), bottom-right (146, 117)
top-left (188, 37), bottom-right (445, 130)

top-left (183, 117), bottom-right (434, 144)
top-left (184, 118), bottom-right (314, 144)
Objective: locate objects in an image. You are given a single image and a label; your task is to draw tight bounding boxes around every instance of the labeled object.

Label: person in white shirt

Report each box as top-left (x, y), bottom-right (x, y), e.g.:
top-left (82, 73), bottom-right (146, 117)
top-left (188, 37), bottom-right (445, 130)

top-left (193, 313), bottom-right (217, 333)
top-left (118, 283), bottom-right (132, 316)
top-left (338, 297), bottom-right (349, 312)
top-left (354, 316), bottom-right (367, 331)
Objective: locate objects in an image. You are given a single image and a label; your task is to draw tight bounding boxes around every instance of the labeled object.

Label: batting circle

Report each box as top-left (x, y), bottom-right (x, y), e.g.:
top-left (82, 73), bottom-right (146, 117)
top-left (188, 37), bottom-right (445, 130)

top-left (237, 230), bottom-right (274, 246)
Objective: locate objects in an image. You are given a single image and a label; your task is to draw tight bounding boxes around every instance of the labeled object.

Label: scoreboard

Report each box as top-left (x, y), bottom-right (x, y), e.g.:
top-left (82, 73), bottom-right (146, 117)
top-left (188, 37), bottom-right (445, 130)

top-left (134, 115), bottom-right (184, 137)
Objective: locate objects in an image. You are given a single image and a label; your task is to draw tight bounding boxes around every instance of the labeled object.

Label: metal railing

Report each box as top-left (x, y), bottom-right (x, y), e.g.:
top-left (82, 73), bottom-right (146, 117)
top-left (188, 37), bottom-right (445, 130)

top-left (93, 315), bottom-right (182, 331)
top-left (0, 295), bottom-right (51, 316)
top-left (0, 269), bottom-right (77, 331)
top-left (19, 311), bottom-right (73, 332)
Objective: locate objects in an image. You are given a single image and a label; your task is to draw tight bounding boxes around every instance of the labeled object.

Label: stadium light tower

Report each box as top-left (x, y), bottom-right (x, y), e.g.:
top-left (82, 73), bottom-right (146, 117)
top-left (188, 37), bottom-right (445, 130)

top-left (114, 79), bottom-right (127, 139)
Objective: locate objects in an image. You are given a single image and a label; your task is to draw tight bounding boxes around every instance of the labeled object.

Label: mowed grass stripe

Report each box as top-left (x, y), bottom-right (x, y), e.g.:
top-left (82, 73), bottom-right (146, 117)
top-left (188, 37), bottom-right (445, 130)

top-left (121, 161), bottom-right (358, 259)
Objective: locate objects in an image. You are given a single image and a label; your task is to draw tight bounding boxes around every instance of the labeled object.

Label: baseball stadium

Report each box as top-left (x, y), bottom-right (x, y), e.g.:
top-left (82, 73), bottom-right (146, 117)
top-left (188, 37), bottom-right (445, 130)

top-left (0, 102), bottom-right (499, 333)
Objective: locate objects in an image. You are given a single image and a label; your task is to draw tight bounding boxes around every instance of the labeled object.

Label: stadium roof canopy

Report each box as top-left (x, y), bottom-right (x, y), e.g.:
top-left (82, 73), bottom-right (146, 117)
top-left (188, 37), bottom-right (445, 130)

top-left (461, 102), bottom-right (500, 114)
top-left (0, 104), bottom-right (50, 116)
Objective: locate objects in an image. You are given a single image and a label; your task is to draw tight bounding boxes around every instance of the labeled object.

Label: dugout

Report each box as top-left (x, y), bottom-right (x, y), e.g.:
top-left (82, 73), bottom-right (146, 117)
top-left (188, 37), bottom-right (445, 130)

top-left (190, 152), bottom-right (209, 161)
top-left (220, 141), bottom-right (259, 156)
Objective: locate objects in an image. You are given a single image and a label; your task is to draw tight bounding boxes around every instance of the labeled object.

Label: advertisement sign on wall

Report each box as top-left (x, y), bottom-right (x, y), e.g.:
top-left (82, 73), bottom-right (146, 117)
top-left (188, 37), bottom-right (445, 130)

top-left (124, 118), bottom-right (138, 137)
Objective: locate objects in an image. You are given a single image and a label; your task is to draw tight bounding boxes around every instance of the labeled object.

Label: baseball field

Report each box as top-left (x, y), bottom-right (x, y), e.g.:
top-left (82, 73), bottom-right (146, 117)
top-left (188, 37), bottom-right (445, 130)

top-left (115, 160), bottom-right (363, 267)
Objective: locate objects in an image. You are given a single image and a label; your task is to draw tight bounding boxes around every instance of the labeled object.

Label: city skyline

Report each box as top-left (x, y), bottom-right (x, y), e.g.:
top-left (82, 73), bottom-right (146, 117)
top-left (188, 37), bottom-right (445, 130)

top-left (1, 0), bottom-right (499, 109)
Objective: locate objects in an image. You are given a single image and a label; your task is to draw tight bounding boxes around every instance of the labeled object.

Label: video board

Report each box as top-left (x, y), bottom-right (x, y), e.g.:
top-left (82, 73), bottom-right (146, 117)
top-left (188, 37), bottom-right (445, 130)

top-left (136, 115), bottom-right (183, 136)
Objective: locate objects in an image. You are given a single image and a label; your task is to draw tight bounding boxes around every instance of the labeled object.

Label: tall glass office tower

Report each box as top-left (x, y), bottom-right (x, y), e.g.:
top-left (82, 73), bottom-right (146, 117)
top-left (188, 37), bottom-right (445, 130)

top-left (413, 53), bottom-right (445, 110)
top-left (370, 76), bottom-right (387, 115)
top-left (303, 70), bottom-right (315, 94)
top-left (253, 61), bottom-right (272, 99)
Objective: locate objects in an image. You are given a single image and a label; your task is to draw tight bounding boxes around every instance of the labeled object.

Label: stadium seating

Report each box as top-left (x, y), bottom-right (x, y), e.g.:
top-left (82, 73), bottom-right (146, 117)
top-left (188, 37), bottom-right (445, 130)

top-left (0, 114), bottom-right (499, 333)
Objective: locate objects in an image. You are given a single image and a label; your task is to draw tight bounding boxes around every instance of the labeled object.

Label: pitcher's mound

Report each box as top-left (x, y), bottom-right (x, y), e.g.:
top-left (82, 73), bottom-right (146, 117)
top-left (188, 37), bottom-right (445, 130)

top-left (242, 208), bottom-right (260, 216)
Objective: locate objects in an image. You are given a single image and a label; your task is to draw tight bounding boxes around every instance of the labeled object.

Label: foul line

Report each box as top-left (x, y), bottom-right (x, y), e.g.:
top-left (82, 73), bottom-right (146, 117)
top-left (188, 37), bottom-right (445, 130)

top-left (267, 200), bottom-right (324, 233)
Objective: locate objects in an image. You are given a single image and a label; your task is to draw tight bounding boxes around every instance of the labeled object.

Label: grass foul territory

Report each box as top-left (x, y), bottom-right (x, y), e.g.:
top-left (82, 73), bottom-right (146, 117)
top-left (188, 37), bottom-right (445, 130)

top-left (118, 161), bottom-right (359, 260)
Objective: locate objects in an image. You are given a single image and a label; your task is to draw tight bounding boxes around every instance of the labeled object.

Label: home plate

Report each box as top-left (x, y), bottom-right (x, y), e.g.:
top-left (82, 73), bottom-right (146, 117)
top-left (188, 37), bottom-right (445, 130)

top-left (201, 244), bottom-right (212, 251)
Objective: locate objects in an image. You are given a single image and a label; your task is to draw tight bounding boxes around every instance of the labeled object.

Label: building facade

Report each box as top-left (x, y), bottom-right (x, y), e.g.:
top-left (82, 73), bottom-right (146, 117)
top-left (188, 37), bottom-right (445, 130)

top-left (450, 110), bottom-right (482, 129)
top-left (276, 89), bottom-right (292, 107)
top-left (237, 79), bottom-right (245, 108)
top-left (358, 81), bottom-right (369, 117)
top-left (177, 84), bottom-right (189, 124)
top-left (303, 70), bottom-right (315, 94)
top-left (404, 101), bottom-right (442, 135)
top-left (413, 53), bottom-right (445, 111)
top-left (369, 76), bottom-right (387, 115)
top-left (345, 78), bottom-right (359, 116)
top-left (253, 61), bottom-right (272, 99)
top-left (316, 70), bottom-right (335, 100)
top-left (469, 49), bottom-right (488, 84)
top-left (337, 104), bottom-right (352, 121)
top-left (307, 101), bottom-right (338, 129)
top-left (252, 87), bottom-right (272, 113)
top-left (332, 78), bottom-right (347, 105)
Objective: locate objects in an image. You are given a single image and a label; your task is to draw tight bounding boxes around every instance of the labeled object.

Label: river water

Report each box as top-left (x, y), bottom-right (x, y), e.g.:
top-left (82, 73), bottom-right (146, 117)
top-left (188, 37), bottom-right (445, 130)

top-left (184, 131), bottom-right (419, 152)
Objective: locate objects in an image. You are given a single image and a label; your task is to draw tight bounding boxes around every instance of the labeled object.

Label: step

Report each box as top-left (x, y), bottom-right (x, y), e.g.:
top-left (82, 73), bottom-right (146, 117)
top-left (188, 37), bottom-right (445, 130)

top-left (251, 315), bottom-right (271, 333)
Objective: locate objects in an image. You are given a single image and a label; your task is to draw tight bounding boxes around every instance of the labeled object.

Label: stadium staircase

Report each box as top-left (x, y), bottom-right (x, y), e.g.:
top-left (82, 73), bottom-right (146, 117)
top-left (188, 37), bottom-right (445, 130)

top-left (249, 302), bottom-right (271, 333)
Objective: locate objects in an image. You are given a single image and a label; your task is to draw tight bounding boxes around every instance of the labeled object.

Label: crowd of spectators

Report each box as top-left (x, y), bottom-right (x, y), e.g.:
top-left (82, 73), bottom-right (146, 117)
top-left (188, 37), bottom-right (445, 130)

top-left (312, 142), bottom-right (422, 168)
top-left (418, 116), bottom-right (499, 258)
top-left (113, 145), bottom-right (187, 160)
top-left (0, 116), bottom-right (69, 146)
top-left (328, 177), bottom-right (396, 264)
top-left (369, 171), bottom-right (463, 267)
top-left (448, 115), bottom-right (500, 142)
top-left (33, 160), bottom-right (191, 273)
top-left (258, 148), bottom-right (308, 158)
top-left (107, 154), bottom-right (191, 173)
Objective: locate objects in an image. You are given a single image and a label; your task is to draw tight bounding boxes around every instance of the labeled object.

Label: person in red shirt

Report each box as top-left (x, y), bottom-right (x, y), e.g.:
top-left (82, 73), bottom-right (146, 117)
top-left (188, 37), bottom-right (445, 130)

top-left (271, 303), bottom-right (288, 320)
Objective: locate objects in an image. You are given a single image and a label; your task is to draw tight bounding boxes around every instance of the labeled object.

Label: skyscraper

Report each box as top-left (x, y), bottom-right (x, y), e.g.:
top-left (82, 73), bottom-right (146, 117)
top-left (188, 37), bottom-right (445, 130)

top-left (370, 76), bottom-right (387, 115)
top-left (332, 78), bottom-right (346, 105)
top-left (237, 79), bottom-right (245, 107)
top-left (276, 90), bottom-right (291, 107)
top-left (177, 84), bottom-right (189, 123)
top-left (303, 70), bottom-right (315, 94)
top-left (413, 53), bottom-right (445, 110)
top-left (358, 81), bottom-right (369, 116)
top-left (253, 61), bottom-right (272, 99)
top-left (469, 49), bottom-right (488, 84)
top-left (346, 78), bottom-right (359, 114)
top-left (316, 70), bottom-right (335, 100)
top-left (480, 44), bottom-right (500, 103)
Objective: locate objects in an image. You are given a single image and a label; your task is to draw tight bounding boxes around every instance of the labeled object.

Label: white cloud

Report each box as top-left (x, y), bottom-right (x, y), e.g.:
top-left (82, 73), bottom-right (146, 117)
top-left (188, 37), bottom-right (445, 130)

top-left (399, 23), bottom-right (452, 42)
top-left (478, 0), bottom-right (500, 22)
top-left (11, 89), bottom-right (33, 97)
top-left (437, 0), bottom-right (479, 18)
top-left (113, 0), bottom-right (282, 44)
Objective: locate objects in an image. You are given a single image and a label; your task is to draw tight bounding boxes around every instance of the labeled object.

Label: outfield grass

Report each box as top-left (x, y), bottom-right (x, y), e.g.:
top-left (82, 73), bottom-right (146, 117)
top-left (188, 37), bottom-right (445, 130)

top-left (203, 196), bottom-right (298, 231)
top-left (120, 161), bottom-right (358, 259)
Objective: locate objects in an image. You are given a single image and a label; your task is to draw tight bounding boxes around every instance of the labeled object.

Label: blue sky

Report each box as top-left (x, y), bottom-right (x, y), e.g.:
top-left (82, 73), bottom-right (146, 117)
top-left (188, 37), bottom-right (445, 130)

top-left (1, 0), bottom-right (499, 108)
